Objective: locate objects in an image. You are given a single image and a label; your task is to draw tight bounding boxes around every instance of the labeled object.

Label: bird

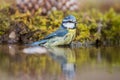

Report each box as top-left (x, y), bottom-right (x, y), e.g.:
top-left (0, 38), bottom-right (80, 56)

top-left (30, 15), bottom-right (77, 46)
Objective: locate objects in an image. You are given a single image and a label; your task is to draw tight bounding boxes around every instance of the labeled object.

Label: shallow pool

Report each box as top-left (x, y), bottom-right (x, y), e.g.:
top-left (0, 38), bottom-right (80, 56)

top-left (0, 45), bottom-right (120, 80)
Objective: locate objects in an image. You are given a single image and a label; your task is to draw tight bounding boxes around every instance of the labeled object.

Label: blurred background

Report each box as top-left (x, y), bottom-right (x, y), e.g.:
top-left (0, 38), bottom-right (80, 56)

top-left (0, 0), bottom-right (120, 45)
top-left (0, 0), bottom-right (120, 14)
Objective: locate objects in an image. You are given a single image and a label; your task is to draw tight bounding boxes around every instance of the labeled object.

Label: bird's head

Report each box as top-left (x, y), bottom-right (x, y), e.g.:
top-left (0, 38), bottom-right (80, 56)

top-left (62, 15), bottom-right (77, 29)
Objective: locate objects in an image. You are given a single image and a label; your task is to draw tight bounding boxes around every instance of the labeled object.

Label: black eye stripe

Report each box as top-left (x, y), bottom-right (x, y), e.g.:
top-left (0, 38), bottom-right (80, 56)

top-left (68, 21), bottom-right (74, 23)
top-left (63, 21), bottom-right (74, 23)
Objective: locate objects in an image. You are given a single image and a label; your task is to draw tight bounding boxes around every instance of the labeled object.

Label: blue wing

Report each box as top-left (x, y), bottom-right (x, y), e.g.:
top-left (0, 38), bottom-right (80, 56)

top-left (30, 39), bottom-right (48, 46)
top-left (44, 28), bottom-right (68, 39)
top-left (29, 28), bottom-right (68, 46)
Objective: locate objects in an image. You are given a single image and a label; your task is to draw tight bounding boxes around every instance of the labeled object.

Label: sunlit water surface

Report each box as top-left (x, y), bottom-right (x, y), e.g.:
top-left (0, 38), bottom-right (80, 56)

top-left (0, 45), bottom-right (120, 80)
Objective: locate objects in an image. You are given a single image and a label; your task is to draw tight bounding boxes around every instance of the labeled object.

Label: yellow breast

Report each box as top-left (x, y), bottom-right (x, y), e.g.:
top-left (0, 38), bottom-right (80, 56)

top-left (64, 29), bottom-right (76, 44)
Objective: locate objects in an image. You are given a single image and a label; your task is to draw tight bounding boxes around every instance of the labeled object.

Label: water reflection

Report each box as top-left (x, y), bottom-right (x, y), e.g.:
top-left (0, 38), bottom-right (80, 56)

top-left (47, 47), bottom-right (76, 80)
top-left (23, 46), bottom-right (76, 80)
top-left (0, 45), bottom-right (120, 80)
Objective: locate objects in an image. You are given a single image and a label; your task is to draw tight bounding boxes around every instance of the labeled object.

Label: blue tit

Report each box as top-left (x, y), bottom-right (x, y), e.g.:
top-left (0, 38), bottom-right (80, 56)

top-left (30, 15), bottom-right (77, 46)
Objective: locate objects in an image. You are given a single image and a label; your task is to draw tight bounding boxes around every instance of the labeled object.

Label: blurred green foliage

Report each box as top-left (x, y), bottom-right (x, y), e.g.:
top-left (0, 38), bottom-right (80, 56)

top-left (0, 4), bottom-right (120, 44)
top-left (0, 6), bottom-right (11, 35)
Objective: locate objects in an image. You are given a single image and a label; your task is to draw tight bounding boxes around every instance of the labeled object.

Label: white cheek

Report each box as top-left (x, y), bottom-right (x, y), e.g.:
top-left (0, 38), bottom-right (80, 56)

top-left (63, 23), bottom-right (75, 28)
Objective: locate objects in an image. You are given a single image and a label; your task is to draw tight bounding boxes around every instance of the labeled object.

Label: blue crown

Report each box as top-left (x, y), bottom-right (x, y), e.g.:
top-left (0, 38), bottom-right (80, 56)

top-left (62, 15), bottom-right (76, 23)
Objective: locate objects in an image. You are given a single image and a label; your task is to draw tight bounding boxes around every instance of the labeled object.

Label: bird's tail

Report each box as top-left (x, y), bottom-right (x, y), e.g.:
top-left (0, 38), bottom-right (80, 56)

top-left (27, 39), bottom-right (48, 46)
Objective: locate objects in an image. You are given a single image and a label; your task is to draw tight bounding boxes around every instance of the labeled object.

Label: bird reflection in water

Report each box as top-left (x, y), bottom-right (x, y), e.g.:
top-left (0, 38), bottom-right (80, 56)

top-left (23, 46), bottom-right (76, 80)
top-left (47, 47), bottom-right (76, 80)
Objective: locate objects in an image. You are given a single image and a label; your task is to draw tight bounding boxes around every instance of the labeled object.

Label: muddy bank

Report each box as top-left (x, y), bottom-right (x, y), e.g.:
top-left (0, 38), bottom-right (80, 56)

top-left (0, 22), bottom-right (41, 44)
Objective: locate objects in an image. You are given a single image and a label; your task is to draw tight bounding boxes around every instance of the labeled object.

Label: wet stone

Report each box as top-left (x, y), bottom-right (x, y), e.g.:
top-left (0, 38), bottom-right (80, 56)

top-left (9, 31), bottom-right (16, 39)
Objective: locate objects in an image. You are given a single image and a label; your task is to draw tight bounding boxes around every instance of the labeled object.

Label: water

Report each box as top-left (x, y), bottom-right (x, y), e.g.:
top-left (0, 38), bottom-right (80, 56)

top-left (0, 45), bottom-right (120, 80)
